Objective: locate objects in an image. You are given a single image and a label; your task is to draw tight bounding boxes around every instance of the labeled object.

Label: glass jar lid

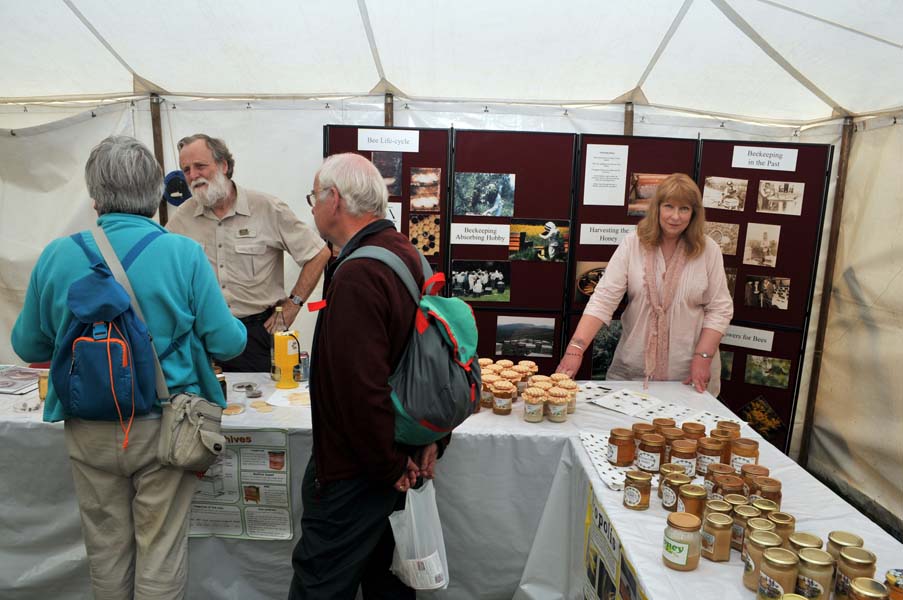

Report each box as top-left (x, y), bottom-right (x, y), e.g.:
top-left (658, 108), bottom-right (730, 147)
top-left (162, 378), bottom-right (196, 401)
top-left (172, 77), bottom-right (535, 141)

top-left (748, 530), bottom-right (782, 549)
top-left (705, 512), bottom-right (733, 529)
top-left (732, 437), bottom-right (759, 450)
top-left (678, 484), bottom-right (707, 499)
top-left (798, 548), bottom-right (834, 567)
top-left (671, 439), bottom-right (697, 453)
top-left (740, 463), bottom-right (770, 477)
top-left (850, 577), bottom-right (890, 599)
top-left (610, 427), bottom-right (634, 440)
top-left (665, 473), bottom-right (692, 487)
top-left (723, 494), bottom-right (748, 507)
top-left (763, 547), bottom-right (799, 567)
top-left (747, 517), bottom-right (776, 532)
top-left (841, 547), bottom-right (877, 566)
top-left (667, 512), bottom-right (701, 532)
top-left (661, 427), bottom-right (685, 440)
top-left (707, 463), bottom-right (734, 476)
top-left (717, 420), bottom-right (741, 431)
top-left (640, 433), bottom-right (665, 447)
top-left (625, 470), bottom-right (652, 483)
top-left (829, 530), bottom-right (864, 548)
top-left (698, 437), bottom-right (724, 450)
top-left (653, 417), bottom-right (676, 427)
top-left (755, 476), bottom-right (782, 492)
top-left (768, 511), bottom-right (795, 526)
top-left (660, 463), bottom-right (685, 476)
top-left (705, 499), bottom-right (732, 514)
top-left (789, 532), bottom-right (823, 551)
top-left (734, 504), bottom-right (761, 519)
top-left (682, 422), bottom-right (705, 434)
top-left (752, 498), bottom-right (779, 513)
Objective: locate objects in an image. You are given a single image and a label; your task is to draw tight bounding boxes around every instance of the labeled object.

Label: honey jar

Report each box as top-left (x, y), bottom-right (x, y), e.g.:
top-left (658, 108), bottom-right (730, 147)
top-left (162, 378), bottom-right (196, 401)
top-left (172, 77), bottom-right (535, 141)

top-left (510, 365), bottom-right (531, 395)
top-left (495, 359), bottom-right (514, 369)
top-left (669, 439), bottom-right (698, 477)
top-left (632, 423), bottom-right (655, 448)
top-left (705, 499), bottom-right (733, 518)
top-left (546, 388), bottom-right (569, 423)
top-left (556, 379), bottom-right (578, 414)
top-left (796, 548), bottom-right (834, 600)
top-left (836, 548), bottom-right (878, 600)
top-left (752, 498), bottom-right (779, 519)
top-left (731, 438), bottom-right (760, 473)
top-left (490, 380), bottom-right (516, 415)
top-left (705, 463), bottom-right (735, 498)
top-left (482, 363), bottom-right (503, 375)
top-left (768, 512), bottom-right (796, 548)
top-left (724, 493), bottom-right (748, 512)
top-left (717, 420), bottom-right (742, 434)
top-left (827, 531), bottom-right (864, 561)
top-left (636, 433), bottom-right (665, 473)
top-left (658, 464), bottom-right (685, 498)
top-left (522, 387), bottom-right (545, 423)
top-left (480, 373), bottom-right (501, 409)
top-left (548, 372), bottom-right (570, 385)
top-left (681, 421), bottom-right (706, 441)
top-left (850, 578), bottom-right (890, 600)
top-left (788, 532), bottom-right (824, 554)
top-left (701, 512), bottom-right (733, 562)
top-left (885, 569), bottom-right (903, 600)
top-left (697, 437), bottom-right (724, 476)
top-left (653, 417), bottom-right (676, 435)
top-left (606, 428), bottom-right (636, 466)
top-left (478, 358), bottom-right (494, 369)
top-left (713, 474), bottom-right (745, 500)
top-left (661, 427), bottom-right (685, 463)
top-left (758, 548), bottom-right (799, 600)
top-left (662, 473), bottom-right (692, 512)
top-left (754, 476), bottom-right (783, 508)
top-left (528, 374), bottom-right (551, 387)
top-left (498, 369), bottom-right (523, 399)
top-left (733, 504), bottom-right (762, 552)
top-left (743, 530), bottom-right (783, 591)
top-left (677, 484), bottom-right (707, 521)
top-left (744, 518), bottom-right (777, 563)
top-left (663, 512), bottom-right (702, 572)
top-left (623, 470), bottom-right (652, 511)
top-left (741, 463), bottom-right (770, 496)
top-left (517, 359), bottom-right (538, 374)
top-left (710, 428), bottom-right (736, 464)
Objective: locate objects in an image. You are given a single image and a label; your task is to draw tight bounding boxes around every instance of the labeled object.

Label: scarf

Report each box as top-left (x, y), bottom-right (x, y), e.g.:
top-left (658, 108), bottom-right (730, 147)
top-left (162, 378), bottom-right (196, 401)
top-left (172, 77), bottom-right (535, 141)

top-left (643, 240), bottom-right (688, 385)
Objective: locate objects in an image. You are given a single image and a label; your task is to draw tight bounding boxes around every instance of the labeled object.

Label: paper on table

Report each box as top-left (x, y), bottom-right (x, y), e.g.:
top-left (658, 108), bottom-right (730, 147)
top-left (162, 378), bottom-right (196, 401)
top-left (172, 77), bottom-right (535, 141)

top-left (266, 384), bottom-right (310, 407)
top-left (588, 388), bottom-right (662, 416)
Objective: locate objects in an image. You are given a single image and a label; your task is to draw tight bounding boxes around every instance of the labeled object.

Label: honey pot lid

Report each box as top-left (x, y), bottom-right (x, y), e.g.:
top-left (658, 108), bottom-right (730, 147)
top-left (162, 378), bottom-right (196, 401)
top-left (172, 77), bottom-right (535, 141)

top-left (763, 547), bottom-right (799, 566)
top-left (640, 433), bottom-right (665, 446)
top-left (698, 437), bottom-right (724, 449)
top-left (850, 577), bottom-right (890, 598)
top-left (667, 512), bottom-right (702, 532)
top-left (829, 530), bottom-right (864, 547)
top-left (768, 511), bottom-right (795, 525)
top-left (789, 532), bottom-right (823, 549)
top-left (678, 484), bottom-right (707, 498)
top-left (705, 499), bottom-right (731, 512)
top-left (625, 470), bottom-right (652, 483)
top-left (798, 548), bottom-right (834, 567)
top-left (708, 463), bottom-right (734, 474)
top-left (734, 504), bottom-right (761, 518)
top-left (610, 427), bottom-right (634, 439)
top-left (840, 546), bottom-right (877, 565)
top-left (671, 439), bottom-right (697, 451)
top-left (705, 512), bottom-right (733, 528)
top-left (665, 473), bottom-right (692, 486)
top-left (660, 463), bottom-right (684, 474)
top-left (653, 417), bottom-right (676, 425)
top-left (632, 422), bottom-right (655, 431)
top-left (681, 421), bottom-right (705, 432)
top-left (752, 498), bottom-right (779, 512)
top-left (723, 493), bottom-right (748, 505)
top-left (747, 517), bottom-right (776, 531)
top-left (661, 426), bottom-right (685, 439)
top-left (748, 530), bottom-right (782, 548)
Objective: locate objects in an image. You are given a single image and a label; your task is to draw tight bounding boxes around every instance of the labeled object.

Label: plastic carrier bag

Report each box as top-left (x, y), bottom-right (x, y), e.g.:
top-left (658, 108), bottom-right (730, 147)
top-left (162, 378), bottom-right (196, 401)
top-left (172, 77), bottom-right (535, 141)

top-left (389, 480), bottom-right (449, 591)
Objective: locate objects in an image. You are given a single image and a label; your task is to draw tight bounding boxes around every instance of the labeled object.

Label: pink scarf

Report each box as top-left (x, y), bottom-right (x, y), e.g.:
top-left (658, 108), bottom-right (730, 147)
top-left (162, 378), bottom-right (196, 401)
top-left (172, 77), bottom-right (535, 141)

top-left (643, 241), bottom-right (688, 385)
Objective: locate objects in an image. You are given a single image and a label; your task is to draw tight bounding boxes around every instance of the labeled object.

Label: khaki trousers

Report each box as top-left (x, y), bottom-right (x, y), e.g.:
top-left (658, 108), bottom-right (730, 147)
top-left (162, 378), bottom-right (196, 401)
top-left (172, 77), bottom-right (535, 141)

top-left (64, 418), bottom-right (197, 600)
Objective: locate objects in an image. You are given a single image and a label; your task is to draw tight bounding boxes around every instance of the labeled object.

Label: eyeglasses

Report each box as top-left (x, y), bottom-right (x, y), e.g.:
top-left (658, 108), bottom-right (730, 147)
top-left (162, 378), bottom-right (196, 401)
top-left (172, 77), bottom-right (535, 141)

top-left (306, 187), bottom-right (332, 207)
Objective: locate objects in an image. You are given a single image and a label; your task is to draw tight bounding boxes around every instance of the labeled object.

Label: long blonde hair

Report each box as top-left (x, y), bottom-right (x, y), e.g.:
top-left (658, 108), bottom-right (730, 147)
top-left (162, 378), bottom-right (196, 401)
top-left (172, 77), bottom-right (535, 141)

top-left (636, 173), bottom-right (706, 258)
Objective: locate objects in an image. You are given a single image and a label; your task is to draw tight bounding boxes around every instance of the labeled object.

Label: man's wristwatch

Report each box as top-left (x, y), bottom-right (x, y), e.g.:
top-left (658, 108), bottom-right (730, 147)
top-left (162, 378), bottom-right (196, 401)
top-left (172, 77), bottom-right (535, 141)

top-left (289, 294), bottom-right (304, 306)
top-left (694, 352), bottom-right (713, 359)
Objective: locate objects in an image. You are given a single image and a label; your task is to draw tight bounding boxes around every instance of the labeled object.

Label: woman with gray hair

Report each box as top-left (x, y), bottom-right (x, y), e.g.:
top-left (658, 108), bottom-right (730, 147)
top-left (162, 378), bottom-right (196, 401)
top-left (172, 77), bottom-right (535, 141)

top-left (12, 135), bottom-right (246, 599)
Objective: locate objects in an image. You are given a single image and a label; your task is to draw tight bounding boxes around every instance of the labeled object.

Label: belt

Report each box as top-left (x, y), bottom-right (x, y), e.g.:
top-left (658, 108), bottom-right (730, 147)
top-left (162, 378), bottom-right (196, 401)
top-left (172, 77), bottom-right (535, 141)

top-left (239, 307), bottom-right (274, 325)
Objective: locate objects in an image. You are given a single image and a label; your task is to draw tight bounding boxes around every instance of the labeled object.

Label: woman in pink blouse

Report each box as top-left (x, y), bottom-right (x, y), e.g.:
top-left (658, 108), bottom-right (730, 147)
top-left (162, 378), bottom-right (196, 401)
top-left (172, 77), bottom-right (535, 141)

top-left (557, 173), bottom-right (733, 394)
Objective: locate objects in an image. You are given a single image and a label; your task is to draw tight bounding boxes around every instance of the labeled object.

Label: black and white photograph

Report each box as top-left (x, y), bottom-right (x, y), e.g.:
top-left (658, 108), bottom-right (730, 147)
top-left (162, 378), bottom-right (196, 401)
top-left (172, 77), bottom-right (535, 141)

top-left (451, 260), bottom-right (510, 303)
top-left (744, 275), bottom-right (790, 310)
top-left (743, 223), bottom-right (781, 268)
top-left (409, 167), bottom-right (441, 212)
top-left (453, 172), bottom-right (516, 217)
top-left (744, 354), bottom-right (792, 389)
top-left (724, 267), bottom-right (738, 299)
top-left (574, 261), bottom-right (608, 302)
top-left (757, 180), bottom-right (804, 216)
top-left (592, 320), bottom-right (623, 380)
top-left (705, 221), bottom-right (740, 255)
top-left (702, 176), bottom-right (748, 212)
top-left (509, 220), bottom-right (569, 261)
top-left (495, 316), bottom-right (555, 357)
top-left (372, 151), bottom-right (402, 196)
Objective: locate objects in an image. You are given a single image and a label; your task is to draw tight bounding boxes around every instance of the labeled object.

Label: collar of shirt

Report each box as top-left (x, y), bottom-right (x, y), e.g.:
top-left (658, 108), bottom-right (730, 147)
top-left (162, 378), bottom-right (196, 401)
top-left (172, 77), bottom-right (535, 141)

top-left (329, 218), bottom-right (395, 277)
top-left (192, 182), bottom-right (252, 220)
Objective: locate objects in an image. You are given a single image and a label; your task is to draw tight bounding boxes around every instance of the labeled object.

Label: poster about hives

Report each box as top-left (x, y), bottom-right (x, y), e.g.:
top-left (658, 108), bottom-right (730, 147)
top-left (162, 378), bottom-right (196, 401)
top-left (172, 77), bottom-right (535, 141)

top-left (189, 429), bottom-right (292, 540)
top-left (583, 485), bottom-right (621, 600)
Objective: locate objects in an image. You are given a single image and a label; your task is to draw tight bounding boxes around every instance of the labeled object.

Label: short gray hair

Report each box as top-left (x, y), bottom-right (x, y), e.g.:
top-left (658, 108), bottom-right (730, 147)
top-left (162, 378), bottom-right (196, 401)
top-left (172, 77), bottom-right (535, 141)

top-left (178, 133), bottom-right (235, 178)
top-left (86, 136), bottom-right (163, 218)
top-left (317, 153), bottom-right (387, 217)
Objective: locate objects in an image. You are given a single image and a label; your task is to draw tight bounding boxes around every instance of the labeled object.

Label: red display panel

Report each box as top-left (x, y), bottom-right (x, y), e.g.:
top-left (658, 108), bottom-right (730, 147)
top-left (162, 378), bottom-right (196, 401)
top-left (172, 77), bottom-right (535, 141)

top-left (473, 309), bottom-right (562, 375)
top-left (325, 125), bottom-right (451, 268)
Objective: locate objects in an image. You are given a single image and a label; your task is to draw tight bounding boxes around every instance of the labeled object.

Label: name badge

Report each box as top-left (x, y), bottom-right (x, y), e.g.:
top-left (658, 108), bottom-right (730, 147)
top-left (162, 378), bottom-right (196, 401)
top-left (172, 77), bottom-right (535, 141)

top-left (237, 228), bottom-right (257, 238)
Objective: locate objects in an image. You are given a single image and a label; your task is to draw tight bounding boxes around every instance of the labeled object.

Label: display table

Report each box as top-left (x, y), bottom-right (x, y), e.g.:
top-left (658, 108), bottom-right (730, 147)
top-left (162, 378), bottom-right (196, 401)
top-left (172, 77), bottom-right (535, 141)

top-left (2, 378), bottom-right (899, 599)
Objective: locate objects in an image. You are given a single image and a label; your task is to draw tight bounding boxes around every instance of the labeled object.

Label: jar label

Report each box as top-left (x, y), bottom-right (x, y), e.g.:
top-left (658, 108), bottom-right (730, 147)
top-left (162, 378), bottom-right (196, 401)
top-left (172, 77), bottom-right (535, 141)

top-left (663, 534), bottom-right (689, 566)
top-left (731, 523), bottom-right (745, 546)
top-left (704, 478), bottom-right (716, 497)
top-left (835, 571), bottom-right (852, 595)
top-left (672, 456), bottom-right (696, 476)
top-left (624, 485), bottom-right (642, 507)
top-left (743, 483), bottom-right (751, 496)
top-left (606, 443), bottom-right (617, 463)
top-left (525, 403), bottom-right (543, 416)
top-left (749, 493), bottom-right (762, 503)
top-left (743, 551), bottom-right (755, 575)
top-left (677, 497), bottom-right (685, 513)
top-left (731, 453), bottom-right (756, 472)
top-left (759, 571), bottom-right (784, 598)
top-left (493, 396), bottom-right (511, 409)
top-left (711, 492), bottom-right (724, 501)
top-left (481, 391), bottom-right (493, 403)
top-left (796, 574), bottom-right (825, 598)
top-left (697, 453), bottom-right (718, 475)
top-left (549, 404), bottom-right (567, 417)
top-left (701, 529), bottom-right (715, 553)
top-left (636, 449), bottom-right (660, 471)
top-left (662, 485), bottom-right (677, 508)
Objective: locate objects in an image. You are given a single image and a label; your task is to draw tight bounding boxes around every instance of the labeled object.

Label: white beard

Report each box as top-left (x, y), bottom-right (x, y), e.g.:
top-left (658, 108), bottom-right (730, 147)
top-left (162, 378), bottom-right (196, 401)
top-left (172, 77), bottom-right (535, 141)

top-left (192, 170), bottom-right (231, 209)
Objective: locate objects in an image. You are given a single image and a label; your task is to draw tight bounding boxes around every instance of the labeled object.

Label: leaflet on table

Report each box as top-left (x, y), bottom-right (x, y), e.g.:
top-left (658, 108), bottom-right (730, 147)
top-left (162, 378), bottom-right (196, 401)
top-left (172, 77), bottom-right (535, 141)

top-left (189, 429), bottom-right (292, 540)
top-left (580, 432), bottom-right (632, 491)
top-left (267, 383), bottom-right (310, 407)
top-left (587, 388), bottom-right (744, 428)
top-left (0, 365), bottom-right (41, 395)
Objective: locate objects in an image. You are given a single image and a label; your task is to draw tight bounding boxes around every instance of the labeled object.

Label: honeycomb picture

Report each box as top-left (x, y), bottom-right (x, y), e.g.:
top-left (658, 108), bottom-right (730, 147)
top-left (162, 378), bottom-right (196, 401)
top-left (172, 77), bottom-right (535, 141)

top-left (410, 214), bottom-right (440, 256)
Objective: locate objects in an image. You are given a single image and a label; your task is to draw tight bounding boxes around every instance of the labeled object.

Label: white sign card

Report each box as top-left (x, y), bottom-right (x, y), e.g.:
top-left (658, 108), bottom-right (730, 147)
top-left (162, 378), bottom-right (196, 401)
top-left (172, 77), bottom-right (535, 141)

top-left (386, 202), bottom-right (403, 232)
top-left (583, 144), bottom-right (629, 206)
top-left (579, 223), bottom-right (635, 245)
top-left (731, 146), bottom-right (798, 172)
top-left (722, 325), bottom-right (775, 352)
top-left (357, 129), bottom-right (420, 153)
top-left (449, 223), bottom-right (510, 246)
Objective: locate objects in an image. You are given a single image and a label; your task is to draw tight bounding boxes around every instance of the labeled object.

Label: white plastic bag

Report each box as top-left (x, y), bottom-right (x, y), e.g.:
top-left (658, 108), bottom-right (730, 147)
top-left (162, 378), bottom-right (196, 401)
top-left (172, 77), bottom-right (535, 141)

top-left (389, 479), bottom-right (449, 590)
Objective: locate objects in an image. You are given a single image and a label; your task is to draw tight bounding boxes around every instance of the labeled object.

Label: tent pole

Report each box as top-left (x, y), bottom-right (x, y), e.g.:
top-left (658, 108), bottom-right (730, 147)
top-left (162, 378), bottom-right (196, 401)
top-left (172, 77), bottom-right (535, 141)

top-left (384, 93), bottom-right (394, 127)
top-left (798, 116), bottom-right (854, 467)
top-left (624, 102), bottom-right (634, 136)
top-left (150, 93), bottom-right (168, 226)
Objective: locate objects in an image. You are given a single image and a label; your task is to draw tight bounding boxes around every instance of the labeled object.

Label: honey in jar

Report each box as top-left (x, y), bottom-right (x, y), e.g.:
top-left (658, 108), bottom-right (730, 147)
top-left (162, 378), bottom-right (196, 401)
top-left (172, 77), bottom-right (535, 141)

top-left (658, 463), bottom-right (685, 498)
top-left (662, 473), bottom-right (692, 512)
top-left (480, 373), bottom-right (501, 409)
top-left (697, 437), bottom-right (724, 477)
top-left (710, 428), bottom-right (736, 464)
top-left (623, 470), bottom-right (652, 511)
top-left (636, 433), bottom-right (665, 473)
top-left (713, 474), bottom-right (745, 500)
top-left (827, 531), bottom-right (864, 561)
top-left (733, 504), bottom-right (762, 552)
top-left (743, 530), bottom-right (783, 591)
top-left (767, 511), bottom-right (796, 548)
top-left (788, 532), bottom-right (824, 554)
top-left (731, 438), bottom-right (760, 473)
top-left (701, 512), bottom-right (733, 562)
top-left (546, 388), bottom-right (569, 423)
top-left (490, 380), bottom-right (515, 415)
top-left (556, 379), bottom-right (578, 414)
top-left (606, 428), bottom-right (636, 466)
top-left (663, 512), bottom-right (702, 571)
top-left (743, 518), bottom-right (777, 562)
top-left (796, 547), bottom-right (834, 600)
top-left (741, 463), bottom-right (770, 496)
top-left (836, 548), bottom-right (878, 600)
top-left (669, 439), bottom-right (698, 477)
top-left (661, 427), bottom-right (685, 463)
top-left (632, 422), bottom-right (655, 448)
top-left (705, 463), bottom-right (735, 498)
top-left (677, 484), bottom-right (707, 521)
top-left (754, 476), bottom-right (783, 508)
top-left (522, 387), bottom-right (545, 423)
top-left (758, 547), bottom-right (799, 600)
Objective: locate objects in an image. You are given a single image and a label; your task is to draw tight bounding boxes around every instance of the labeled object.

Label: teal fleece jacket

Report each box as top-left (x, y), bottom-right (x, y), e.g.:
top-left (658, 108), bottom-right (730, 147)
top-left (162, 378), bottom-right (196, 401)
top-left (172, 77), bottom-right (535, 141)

top-left (11, 213), bottom-right (247, 422)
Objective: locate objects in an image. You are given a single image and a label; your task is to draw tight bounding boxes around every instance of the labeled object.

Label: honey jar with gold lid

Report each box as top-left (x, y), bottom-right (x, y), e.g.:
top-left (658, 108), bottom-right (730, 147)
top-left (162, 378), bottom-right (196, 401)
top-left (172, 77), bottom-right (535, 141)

top-left (744, 518), bottom-right (777, 563)
top-left (658, 463), bottom-right (684, 498)
top-left (705, 463), bottom-right (735, 498)
top-left (681, 421), bottom-right (706, 441)
top-left (669, 439), bottom-right (698, 477)
top-left (705, 499), bottom-right (732, 518)
top-left (662, 473), bottom-right (692, 512)
top-left (636, 433), bottom-right (665, 473)
top-left (796, 547), bottom-right (834, 600)
top-left (767, 511), bottom-right (796, 548)
top-left (701, 512), bottom-right (733, 562)
top-left (827, 531), bottom-right (864, 561)
top-left (733, 504), bottom-right (762, 551)
top-left (850, 578), bottom-right (890, 600)
top-left (836, 547), bottom-right (878, 600)
top-left (723, 493), bottom-right (748, 512)
top-left (788, 532), bottom-right (824, 554)
top-left (677, 484), bottom-right (707, 520)
top-left (758, 547), bottom-right (799, 600)
top-left (632, 422), bottom-right (655, 448)
top-left (697, 437), bottom-right (724, 476)
top-left (752, 497), bottom-right (779, 519)
top-left (743, 530), bottom-right (783, 591)
top-left (623, 470), bottom-right (652, 511)
top-left (606, 428), bottom-right (635, 466)
top-left (730, 437), bottom-right (760, 473)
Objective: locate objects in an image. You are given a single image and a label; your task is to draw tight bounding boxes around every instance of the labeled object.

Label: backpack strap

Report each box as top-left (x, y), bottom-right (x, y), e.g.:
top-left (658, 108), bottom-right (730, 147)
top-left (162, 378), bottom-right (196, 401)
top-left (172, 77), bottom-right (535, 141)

top-left (337, 246), bottom-right (432, 305)
top-left (69, 232), bottom-right (104, 267)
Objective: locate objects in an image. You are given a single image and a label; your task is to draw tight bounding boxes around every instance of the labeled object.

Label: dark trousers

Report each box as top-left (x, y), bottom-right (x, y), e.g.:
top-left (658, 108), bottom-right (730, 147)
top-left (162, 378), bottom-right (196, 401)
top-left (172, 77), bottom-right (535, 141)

top-left (289, 459), bottom-right (414, 600)
top-left (218, 311), bottom-right (273, 373)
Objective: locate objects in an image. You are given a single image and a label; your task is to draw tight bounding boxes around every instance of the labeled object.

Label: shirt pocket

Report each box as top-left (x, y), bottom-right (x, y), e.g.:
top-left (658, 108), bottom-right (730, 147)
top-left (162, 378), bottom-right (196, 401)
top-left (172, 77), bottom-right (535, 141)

top-left (233, 242), bottom-right (267, 279)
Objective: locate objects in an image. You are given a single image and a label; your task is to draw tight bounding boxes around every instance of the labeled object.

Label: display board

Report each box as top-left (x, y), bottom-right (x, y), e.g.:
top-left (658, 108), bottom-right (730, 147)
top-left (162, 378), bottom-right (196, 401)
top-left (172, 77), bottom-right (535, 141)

top-left (324, 125), bottom-right (451, 271)
top-left (699, 140), bottom-right (832, 451)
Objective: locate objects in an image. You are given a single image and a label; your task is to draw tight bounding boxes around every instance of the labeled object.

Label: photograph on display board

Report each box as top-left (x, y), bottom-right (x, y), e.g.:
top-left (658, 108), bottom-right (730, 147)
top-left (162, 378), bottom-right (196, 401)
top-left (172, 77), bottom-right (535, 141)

top-left (739, 395), bottom-right (786, 443)
top-left (450, 260), bottom-right (510, 303)
top-left (409, 167), bottom-right (441, 212)
top-left (508, 219), bottom-right (569, 262)
top-left (592, 320), bottom-right (623, 380)
top-left (743, 223), bottom-right (781, 268)
top-left (720, 350), bottom-right (734, 380)
top-left (627, 172), bottom-right (669, 216)
top-left (724, 267), bottom-right (738, 299)
top-left (409, 214), bottom-right (441, 256)
top-left (744, 354), bottom-right (791, 389)
top-left (574, 261), bottom-right (609, 302)
top-left (453, 172), bottom-right (515, 217)
top-left (495, 316), bottom-right (555, 357)
top-left (705, 221), bottom-right (740, 255)
top-left (757, 180), bottom-right (805, 216)
top-left (372, 151), bottom-right (402, 196)
top-left (702, 176), bottom-right (748, 212)
top-left (744, 276), bottom-right (790, 310)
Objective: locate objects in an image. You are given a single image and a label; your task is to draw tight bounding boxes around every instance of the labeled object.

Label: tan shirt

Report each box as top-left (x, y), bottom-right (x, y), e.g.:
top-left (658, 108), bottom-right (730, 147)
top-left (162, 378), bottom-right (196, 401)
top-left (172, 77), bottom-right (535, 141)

top-left (166, 183), bottom-right (325, 318)
top-left (583, 232), bottom-right (733, 394)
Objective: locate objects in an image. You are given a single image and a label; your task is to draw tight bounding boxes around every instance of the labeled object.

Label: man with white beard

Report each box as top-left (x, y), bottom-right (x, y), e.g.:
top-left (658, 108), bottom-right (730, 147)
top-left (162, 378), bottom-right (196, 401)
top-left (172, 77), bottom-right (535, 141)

top-left (167, 134), bottom-right (330, 372)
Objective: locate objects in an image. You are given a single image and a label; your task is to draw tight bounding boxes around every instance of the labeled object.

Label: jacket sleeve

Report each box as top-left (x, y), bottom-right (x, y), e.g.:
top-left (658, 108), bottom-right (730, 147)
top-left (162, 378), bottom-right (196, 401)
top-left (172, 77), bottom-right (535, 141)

top-left (582, 234), bottom-right (633, 325)
top-left (188, 243), bottom-right (247, 360)
top-left (10, 263), bottom-right (54, 363)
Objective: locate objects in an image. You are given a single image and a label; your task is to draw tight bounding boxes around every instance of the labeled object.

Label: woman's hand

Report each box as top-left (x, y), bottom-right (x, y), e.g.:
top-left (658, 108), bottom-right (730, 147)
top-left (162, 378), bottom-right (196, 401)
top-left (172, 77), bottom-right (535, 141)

top-left (556, 350), bottom-right (583, 378)
top-left (683, 354), bottom-right (712, 393)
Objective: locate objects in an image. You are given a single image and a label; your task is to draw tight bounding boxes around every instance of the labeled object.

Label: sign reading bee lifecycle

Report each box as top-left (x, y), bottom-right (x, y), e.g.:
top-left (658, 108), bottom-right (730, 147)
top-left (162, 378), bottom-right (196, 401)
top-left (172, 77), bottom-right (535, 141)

top-left (357, 129), bottom-right (420, 153)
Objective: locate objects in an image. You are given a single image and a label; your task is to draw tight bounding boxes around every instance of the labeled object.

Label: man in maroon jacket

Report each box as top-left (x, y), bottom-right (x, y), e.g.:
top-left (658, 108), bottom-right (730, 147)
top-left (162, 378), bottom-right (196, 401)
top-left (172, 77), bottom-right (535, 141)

top-left (289, 153), bottom-right (447, 599)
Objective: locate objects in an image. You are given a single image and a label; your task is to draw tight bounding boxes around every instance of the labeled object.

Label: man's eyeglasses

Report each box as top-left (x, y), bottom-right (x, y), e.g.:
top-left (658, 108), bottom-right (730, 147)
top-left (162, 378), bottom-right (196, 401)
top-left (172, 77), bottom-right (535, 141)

top-left (306, 187), bottom-right (332, 207)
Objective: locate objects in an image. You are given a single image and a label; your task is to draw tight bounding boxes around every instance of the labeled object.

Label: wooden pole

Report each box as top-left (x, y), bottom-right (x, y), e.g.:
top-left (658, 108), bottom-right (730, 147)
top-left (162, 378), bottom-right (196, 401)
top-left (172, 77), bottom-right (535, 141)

top-left (798, 116), bottom-right (855, 467)
top-left (384, 92), bottom-right (394, 127)
top-left (624, 102), bottom-right (634, 136)
top-left (150, 93), bottom-right (168, 225)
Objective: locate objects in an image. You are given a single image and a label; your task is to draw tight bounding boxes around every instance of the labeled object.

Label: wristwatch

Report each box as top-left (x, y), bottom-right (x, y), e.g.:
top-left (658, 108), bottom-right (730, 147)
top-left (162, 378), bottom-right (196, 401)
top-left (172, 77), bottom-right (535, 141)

top-left (289, 294), bottom-right (304, 306)
top-left (694, 352), bottom-right (713, 359)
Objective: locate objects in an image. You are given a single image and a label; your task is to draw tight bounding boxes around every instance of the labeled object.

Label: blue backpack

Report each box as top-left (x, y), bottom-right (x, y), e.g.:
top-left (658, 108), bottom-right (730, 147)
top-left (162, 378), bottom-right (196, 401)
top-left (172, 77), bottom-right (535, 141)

top-left (50, 230), bottom-right (167, 445)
